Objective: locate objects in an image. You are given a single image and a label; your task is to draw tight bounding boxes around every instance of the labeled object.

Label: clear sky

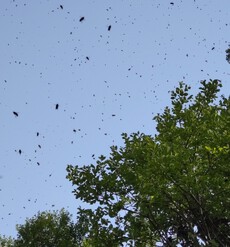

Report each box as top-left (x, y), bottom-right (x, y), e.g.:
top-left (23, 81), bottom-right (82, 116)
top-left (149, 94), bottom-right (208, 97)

top-left (0, 0), bottom-right (229, 238)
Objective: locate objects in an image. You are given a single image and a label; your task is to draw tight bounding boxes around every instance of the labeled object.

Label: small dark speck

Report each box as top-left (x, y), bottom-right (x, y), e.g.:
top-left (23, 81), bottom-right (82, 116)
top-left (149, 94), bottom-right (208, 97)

top-left (37, 132), bottom-right (39, 136)
top-left (86, 56), bottom-right (89, 60)
top-left (19, 149), bottom-right (22, 155)
top-left (108, 25), bottom-right (112, 31)
top-left (211, 47), bottom-right (215, 50)
top-left (55, 104), bottom-right (59, 110)
top-left (13, 111), bottom-right (19, 117)
top-left (60, 5), bottom-right (63, 9)
top-left (170, 2), bottom-right (174, 5)
top-left (79, 17), bottom-right (85, 22)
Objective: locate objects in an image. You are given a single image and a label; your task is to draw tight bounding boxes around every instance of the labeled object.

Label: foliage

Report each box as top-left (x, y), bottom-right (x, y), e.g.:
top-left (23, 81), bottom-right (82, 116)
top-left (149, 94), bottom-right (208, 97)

top-left (14, 209), bottom-right (80, 247)
top-left (67, 80), bottom-right (230, 246)
top-left (0, 235), bottom-right (15, 247)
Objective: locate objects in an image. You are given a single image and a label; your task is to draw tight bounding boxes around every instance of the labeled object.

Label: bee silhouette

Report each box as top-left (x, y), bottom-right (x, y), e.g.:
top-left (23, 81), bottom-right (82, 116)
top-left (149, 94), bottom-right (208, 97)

top-left (13, 111), bottom-right (19, 117)
top-left (108, 25), bottom-right (111, 31)
top-left (79, 17), bottom-right (85, 22)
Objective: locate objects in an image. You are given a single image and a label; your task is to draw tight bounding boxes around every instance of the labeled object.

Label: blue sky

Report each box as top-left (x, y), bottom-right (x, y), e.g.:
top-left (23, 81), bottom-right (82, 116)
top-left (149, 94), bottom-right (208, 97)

top-left (0, 0), bottom-right (230, 237)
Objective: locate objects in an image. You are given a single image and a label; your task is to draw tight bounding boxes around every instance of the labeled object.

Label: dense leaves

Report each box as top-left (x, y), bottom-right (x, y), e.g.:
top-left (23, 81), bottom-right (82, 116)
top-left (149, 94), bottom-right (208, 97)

top-left (0, 209), bottom-right (93, 247)
top-left (13, 209), bottom-right (80, 247)
top-left (67, 80), bottom-right (230, 246)
top-left (0, 236), bottom-right (14, 247)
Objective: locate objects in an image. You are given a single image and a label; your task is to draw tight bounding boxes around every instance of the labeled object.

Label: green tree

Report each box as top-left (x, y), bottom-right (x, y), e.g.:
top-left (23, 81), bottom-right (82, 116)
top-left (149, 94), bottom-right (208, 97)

top-left (14, 209), bottom-right (81, 247)
top-left (0, 235), bottom-right (15, 247)
top-left (67, 80), bottom-right (230, 246)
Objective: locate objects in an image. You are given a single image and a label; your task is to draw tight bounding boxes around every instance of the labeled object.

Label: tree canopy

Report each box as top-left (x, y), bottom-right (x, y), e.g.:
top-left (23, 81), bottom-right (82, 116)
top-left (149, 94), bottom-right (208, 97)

top-left (13, 209), bottom-right (80, 247)
top-left (0, 235), bottom-right (14, 247)
top-left (0, 209), bottom-right (93, 247)
top-left (67, 80), bottom-right (230, 246)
